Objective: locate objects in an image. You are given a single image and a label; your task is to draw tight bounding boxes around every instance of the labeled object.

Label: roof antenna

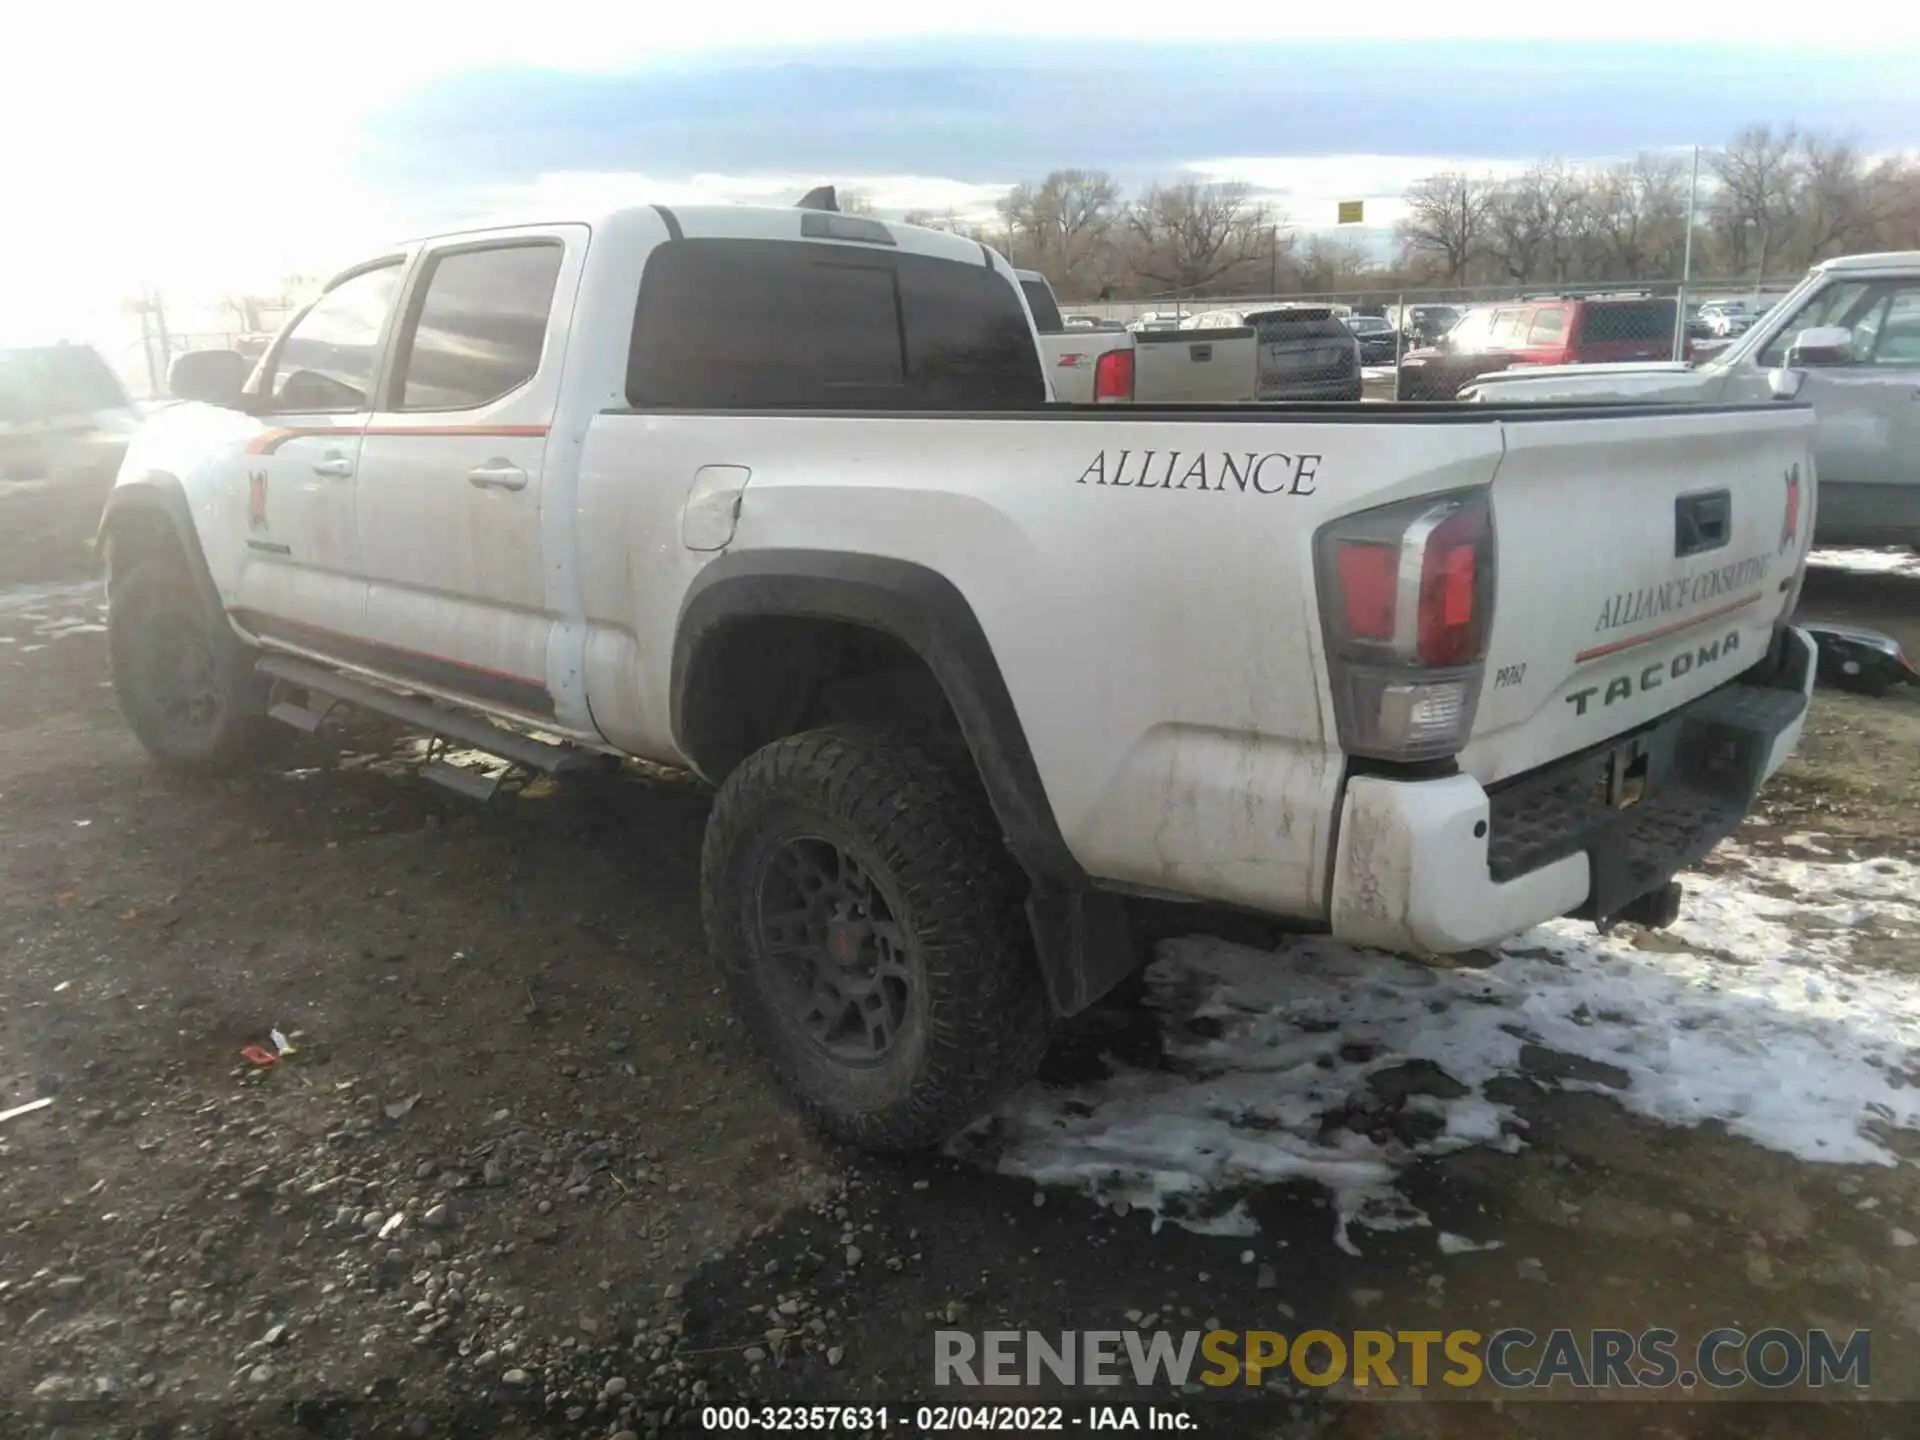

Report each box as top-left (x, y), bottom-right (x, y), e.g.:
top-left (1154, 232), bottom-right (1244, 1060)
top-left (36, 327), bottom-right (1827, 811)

top-left (796, 185), bottom-right (840, 213)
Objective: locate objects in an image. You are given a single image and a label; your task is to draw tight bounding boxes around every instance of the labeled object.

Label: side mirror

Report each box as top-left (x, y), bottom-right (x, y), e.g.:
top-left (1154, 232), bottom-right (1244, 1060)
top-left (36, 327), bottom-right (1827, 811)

top-left (168, 349), bottom-right (250, 407)
top-left (1785, 325), bottom-right (1852, 370)
top-left (1767, 366), bottom-right (1806, 402)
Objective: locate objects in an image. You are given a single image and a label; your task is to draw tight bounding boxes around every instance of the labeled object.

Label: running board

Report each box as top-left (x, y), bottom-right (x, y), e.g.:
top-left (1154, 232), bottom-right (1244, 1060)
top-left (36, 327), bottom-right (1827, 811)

top-left (257, 654), bottom-right (603, 785)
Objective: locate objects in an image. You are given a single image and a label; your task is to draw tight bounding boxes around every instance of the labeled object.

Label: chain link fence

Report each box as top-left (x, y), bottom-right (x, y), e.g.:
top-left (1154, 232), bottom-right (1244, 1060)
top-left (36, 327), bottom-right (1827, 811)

top-left (1056, 275), bottom-right (1806, 401)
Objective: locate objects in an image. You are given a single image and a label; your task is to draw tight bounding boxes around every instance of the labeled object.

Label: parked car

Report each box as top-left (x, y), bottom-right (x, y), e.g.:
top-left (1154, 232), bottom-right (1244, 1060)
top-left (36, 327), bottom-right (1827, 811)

top-left (0, 341), bottom-right (144, 490)
top-left (1460, 251), bottom-right (1920, 548)
top-left (1344, 314), bottom-right (1401, 366)
top-left (108, 199), bottom-right (1820, 1150)
top-left (1390, 304), bottom-right (1462, 348)
top-left (1698, 299), bottom-right (1757, 337)
top-left (1397, 294), bottom-right (1679, 400)
top-left (1017, 271), bottom-right (1258, 404)
top-left (1184, 304), bottom-right (1363, 401)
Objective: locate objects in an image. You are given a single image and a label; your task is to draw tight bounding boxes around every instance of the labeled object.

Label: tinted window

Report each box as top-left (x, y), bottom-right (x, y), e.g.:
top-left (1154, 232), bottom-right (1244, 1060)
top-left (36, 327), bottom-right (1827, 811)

top-left (395, 244), bottom-right (563, 410)
top-left (269, 264), bottom-right (402, 411)
top-left (1246, 309), bottom-right (1349, 340)
top-left (1019, 279), bottom-right (1065, 334)
top-left (0, 346), bottom-right (127, 422)
top-left (628, 240), bottom-right (1045, 410)
top-left (1580, 299), bottom-right (1675, 345)
top-left (1527, 308), bottom-right (1569, 344)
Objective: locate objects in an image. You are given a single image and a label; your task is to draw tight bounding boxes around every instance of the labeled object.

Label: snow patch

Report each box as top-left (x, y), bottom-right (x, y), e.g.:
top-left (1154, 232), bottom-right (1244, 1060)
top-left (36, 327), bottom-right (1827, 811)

top-left (959, 849), bottom-right (1920, 1253)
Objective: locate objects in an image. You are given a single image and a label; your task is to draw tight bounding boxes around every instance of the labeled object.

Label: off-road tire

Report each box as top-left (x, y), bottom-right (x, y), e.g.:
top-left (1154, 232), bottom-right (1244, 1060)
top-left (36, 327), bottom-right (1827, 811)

top-left (702, 724), bottom-right (1051, 1151)
top-left (108, 548), bottom-right (272, 772)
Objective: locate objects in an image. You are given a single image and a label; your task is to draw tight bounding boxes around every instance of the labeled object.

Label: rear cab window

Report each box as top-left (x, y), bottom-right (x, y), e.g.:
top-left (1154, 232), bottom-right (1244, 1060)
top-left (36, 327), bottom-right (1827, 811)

top-left (1018, 278), bottom-right (1066, 335)
top-left (627, 239), bottom-right (1046, 409)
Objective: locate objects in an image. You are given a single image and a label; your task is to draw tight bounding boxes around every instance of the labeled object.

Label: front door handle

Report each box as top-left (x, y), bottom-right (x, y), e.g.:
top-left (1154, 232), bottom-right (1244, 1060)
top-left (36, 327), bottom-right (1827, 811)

top-left (311, 453), bottom-right (353, 479)
top-left (468, 461), bottom-right (528, 492)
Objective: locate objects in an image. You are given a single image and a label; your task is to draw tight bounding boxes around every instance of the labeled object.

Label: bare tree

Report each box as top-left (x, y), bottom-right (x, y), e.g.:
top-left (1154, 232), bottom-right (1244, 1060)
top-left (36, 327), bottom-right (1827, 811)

top-left (1484, 163), bottom-right (1586, 283)
top-left (1124, 181), bottom-right (1275, 293)
top-left (1709, 125), bottom-right (1800, 278)
top-left (1585, 153), bottom-right (1688, 280)
top-left (1294, 234), bottom-right (1373, 292)
top-left (1394, 172), bottom-right (1497, 284)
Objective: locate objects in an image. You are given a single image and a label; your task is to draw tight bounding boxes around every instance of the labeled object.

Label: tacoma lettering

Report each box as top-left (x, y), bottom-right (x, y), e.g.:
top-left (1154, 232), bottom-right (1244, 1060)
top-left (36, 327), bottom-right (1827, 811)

top-left (1077, 450), bottom-right (1323, 495)
top-left (1564, 629), bottom-right (1742, 716)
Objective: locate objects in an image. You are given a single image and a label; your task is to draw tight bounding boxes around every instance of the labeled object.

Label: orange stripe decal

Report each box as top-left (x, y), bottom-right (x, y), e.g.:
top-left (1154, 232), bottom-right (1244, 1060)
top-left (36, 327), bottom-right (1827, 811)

top-left (1574, 591), bottom-right (1764, 664)
top-left (246, 424), bottom-right (549, 457)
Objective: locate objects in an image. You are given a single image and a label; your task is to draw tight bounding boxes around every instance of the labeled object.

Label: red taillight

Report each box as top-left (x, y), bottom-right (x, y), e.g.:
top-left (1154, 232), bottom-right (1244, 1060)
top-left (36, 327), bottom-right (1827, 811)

top-left (1093, 348), bottom-right (1134, 402)
top-left (1417, 509), bottom-right (1489, 665)
top-left (1315, 491), bottom-right (1495, 762)
top-left (1337, 543), bottom-right (1398, 640)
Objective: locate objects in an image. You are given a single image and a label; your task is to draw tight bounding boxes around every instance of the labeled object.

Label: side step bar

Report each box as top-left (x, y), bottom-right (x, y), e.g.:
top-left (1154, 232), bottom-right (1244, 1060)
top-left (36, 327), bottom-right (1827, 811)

top-left (257, 654), bottom-right (606, 798)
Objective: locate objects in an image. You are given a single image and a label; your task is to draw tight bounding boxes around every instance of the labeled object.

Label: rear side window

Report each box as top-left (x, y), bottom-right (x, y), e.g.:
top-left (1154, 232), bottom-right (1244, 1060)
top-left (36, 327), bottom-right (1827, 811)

top-left (393, 243), bottom-right (564, 411)
top-left (1019, 278), bottom-right (1065, 334)
top-left (628, 240), bottom-right (1045, 410)
top-left (1580, 300), bottom-right (1675, 344)
top-left (1526, 308), bottom-right (1569, 344)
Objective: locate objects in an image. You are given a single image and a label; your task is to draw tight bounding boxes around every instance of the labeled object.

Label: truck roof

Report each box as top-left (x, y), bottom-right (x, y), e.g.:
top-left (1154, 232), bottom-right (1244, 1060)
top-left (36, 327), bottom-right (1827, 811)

top-left (1813, 250), bottom-right (1920, 274)
top-left (392, 202), bottom-right (998, 273)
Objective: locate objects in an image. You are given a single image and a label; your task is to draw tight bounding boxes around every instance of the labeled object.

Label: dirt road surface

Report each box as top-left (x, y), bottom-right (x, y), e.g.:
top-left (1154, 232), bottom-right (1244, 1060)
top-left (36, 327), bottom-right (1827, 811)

top-left (1, 497), bottom-right (1916, 1439)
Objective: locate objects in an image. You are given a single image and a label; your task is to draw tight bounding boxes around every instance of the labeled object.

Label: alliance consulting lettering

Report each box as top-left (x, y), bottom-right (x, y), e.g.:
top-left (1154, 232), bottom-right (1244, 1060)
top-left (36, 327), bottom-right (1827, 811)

top-left (1076, 449), bottom-right (1322, 495)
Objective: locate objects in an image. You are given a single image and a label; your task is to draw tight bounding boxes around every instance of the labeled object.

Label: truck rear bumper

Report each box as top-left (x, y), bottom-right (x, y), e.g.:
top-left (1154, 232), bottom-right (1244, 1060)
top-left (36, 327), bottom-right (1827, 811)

top-left (1328, 626), bottom-right (1816, 954)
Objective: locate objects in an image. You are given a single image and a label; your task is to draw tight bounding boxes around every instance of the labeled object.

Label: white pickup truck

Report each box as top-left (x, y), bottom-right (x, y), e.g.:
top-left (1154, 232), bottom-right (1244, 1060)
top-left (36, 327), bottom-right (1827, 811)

top-left (1462, 251), bottom-right (1920, 548)
top-left (1014, 269), bottom-right (1260, 404)
top-left (101, 200), bottom-right (1818, 1151)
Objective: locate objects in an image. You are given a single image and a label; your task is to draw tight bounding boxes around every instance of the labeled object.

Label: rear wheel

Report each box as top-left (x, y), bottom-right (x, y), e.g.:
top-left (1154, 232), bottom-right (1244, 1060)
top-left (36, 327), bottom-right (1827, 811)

top-left (701, 725), bottom-right (1050, 1151)
top-left (108, 549), bottom-right (271, 771)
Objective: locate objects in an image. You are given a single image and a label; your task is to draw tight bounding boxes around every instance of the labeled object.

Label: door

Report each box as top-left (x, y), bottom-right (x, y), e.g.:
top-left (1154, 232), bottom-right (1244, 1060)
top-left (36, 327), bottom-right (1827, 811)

top-left (1753, 277), bottom-right (1920, 543)
top-left (354, 230), bottom-right (580, 720)
top-left (233, 260), bottom-right (406, 644)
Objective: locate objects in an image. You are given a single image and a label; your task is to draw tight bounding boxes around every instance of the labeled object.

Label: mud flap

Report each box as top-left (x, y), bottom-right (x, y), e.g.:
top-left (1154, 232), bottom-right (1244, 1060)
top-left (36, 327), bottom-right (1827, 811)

top-left (1025, 884), bottom-right (1138, 1017)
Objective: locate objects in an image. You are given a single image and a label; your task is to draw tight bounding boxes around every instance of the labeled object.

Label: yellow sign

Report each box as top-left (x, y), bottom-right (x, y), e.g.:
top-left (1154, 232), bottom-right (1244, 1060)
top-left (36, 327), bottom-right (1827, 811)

top-left (1337, 200), bottom-right (1365, 225)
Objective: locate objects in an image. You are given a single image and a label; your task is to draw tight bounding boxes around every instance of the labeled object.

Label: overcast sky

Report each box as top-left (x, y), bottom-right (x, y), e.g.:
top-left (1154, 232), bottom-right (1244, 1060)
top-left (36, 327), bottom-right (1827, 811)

top-left (5, 1), bottom-right (1918, 351)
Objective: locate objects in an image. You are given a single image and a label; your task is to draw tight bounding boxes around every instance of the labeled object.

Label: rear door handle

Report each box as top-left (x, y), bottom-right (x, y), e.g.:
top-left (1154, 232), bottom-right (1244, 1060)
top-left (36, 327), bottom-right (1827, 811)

top-left (311, 453), bottom-right (353, 479)
top-left (468, 461), bottom-right (528, 492)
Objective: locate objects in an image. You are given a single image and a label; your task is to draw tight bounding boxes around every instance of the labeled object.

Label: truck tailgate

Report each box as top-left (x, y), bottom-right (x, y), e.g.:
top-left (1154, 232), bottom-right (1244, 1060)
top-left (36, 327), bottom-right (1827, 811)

top-left (1460, 405), bottom-right (1815, 785)
top-left (1132, 327), bottom-right (1256, 403)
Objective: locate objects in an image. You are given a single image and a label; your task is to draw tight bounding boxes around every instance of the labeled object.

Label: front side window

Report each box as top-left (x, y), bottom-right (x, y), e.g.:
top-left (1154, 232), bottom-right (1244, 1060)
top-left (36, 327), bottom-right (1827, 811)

top-left (1757, 281), bottom-right (1874, 367)
top-left (393, 243), bottom-right (564, 410)
top-left (1848, 285), bottom-right (1920, 366)
top-left (1486, 309), bottom-right (1528, 347)
top-left (627, 239), bottom-right (1045, 409)
top-left (267, 263), bottom-right (403, 411)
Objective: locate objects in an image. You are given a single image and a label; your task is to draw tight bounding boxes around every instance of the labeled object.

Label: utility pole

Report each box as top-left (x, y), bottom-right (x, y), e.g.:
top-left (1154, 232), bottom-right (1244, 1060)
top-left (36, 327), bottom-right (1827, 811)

top-left (1269, 225), bottom-right (1278, 297)
top-left (1672, 145), bottom-right (1700, 362)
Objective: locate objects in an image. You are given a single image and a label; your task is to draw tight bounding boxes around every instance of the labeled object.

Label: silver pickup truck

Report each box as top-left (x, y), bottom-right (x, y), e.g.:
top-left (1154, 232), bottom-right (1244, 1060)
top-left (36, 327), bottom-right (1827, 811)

top-left (1462, 251), bottom-right (1920, 549)
top-left (1015, 270), bottom-right (1259, 404)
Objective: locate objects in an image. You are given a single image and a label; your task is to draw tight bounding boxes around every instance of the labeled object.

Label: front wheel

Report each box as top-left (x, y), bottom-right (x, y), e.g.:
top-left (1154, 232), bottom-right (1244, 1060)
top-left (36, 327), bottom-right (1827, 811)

top-left (701, 725), bottom-right (1051, 1151)
top-left (108, 550), bottom-right (271, 771)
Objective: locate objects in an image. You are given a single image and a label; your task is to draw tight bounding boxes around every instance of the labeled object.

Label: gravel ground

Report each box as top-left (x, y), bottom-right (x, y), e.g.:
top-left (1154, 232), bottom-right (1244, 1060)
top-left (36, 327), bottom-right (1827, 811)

top-left (1, 493), bottom-right (1916, 1438)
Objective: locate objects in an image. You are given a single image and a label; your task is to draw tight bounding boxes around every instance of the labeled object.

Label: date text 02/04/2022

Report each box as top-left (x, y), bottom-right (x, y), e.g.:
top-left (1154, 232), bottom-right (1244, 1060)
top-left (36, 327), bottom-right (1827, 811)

top-left (698, 1403), bottom-right (1197, 1431)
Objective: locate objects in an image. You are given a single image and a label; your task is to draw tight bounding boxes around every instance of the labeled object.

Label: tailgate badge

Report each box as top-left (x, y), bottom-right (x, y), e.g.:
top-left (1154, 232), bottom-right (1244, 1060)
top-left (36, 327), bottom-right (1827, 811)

top-left (1780, 464), bottom-right (1801, 553)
